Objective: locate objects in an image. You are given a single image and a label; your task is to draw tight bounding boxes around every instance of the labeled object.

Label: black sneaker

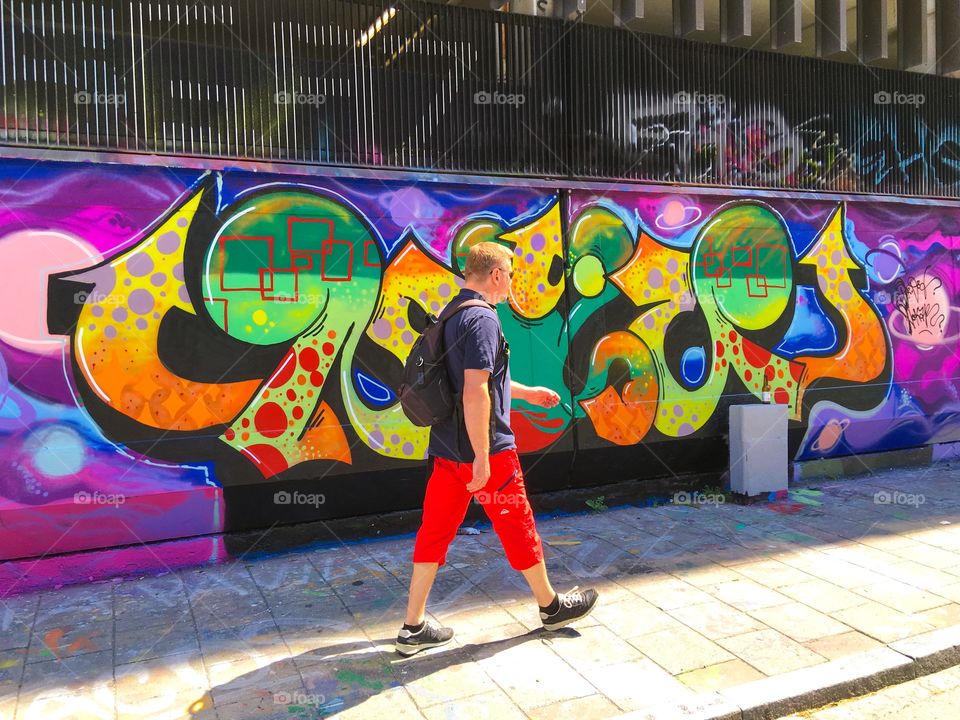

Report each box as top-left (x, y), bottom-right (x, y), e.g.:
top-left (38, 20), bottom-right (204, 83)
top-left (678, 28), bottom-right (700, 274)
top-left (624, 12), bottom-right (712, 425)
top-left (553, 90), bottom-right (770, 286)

top-left (395, 619), bottom-right (454, 656)
top-left (540, 586), bottom-right (599, 631)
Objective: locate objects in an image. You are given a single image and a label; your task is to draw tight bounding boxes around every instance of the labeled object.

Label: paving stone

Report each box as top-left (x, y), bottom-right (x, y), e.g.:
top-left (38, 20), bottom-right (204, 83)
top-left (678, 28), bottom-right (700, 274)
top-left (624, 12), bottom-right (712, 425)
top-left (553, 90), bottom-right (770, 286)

top-left (887, 542), bottom-right (960, 569)
top-left (209, 657), bottom-right (303, 707)
top-left (781, 556), bottom-right (890, 589)
top-left (525, 692), bottom-right (623, 720)
top-left (114, 601), bottom-right (192, 633)
top-left (472, 635), bottom-right (596, 711)
top-left (540, 623), bottom-right (643, 671)
top-left (703, 578), bottom-right (792, 613)
top-left (676, 658), bottom-right (766, 692)
top-left (802, 631), bottom-right (884, 660)
top-left (851, 580), bottom-right (950, 613)
top-left (32, 592), bottom-right (112, 630)
top-left (627, 576), bottom-right (716, 610)
top-left (26, 619), bottom-right (113, 663)
top-left (591, 597), bottom-right (687, 640)
top-left (628, 626), bottom-right (735, 675)
top-left (114, 651), bottom-right (208, 704)
top-left (777, 578), bottom-right (866, 614)
top-left (115, 621), bottom-right (200, 665)
top-left (667, 600), bottom-right (768, 641)
top-left (0, 646), bottom-right (26, 699)
top-left (931, 582), bottom-right (960, 603)
top-left (729, 560), bottom-right (817, 588)
top-left (18, 648), bottom-right (115, 699)
top-left (880, 559), bottom-right (960, 590)
top-left (916, 602), bottom-right (960, 630)
top-left (747, 602), bottom-right (852, 643)
top-left (322, 685), bottom-right (425, 719)
top-left (715, 628), bottom-right (827, 675)
top-left (15, 686), bottom-right (115, 720)
top-left (856, 534), bottom-right (925, 552)
top-left (579, 656), bottom-right (697, 712)
top-left (395, 645), bottom-right (499, 708)
top-left (671, 564), bottom-right (742, 588)
top-left (420, 688), bottom-right (526, 720)
top-left (830, 601), bottom-right (937, 643)
top-left (0, 612), bottom-right (32, 652)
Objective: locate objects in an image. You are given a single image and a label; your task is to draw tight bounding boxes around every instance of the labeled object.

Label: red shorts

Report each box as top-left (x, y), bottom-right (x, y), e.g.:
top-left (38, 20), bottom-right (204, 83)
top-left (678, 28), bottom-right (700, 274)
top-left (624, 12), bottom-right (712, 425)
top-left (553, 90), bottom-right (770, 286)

top-left (413, 448), bottom-right (544, 571)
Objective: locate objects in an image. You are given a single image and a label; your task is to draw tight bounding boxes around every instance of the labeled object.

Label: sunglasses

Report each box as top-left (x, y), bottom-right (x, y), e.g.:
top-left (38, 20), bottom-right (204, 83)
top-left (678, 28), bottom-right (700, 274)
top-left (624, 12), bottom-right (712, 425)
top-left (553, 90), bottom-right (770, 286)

top-left (491, 266), bottom-right (514, 279)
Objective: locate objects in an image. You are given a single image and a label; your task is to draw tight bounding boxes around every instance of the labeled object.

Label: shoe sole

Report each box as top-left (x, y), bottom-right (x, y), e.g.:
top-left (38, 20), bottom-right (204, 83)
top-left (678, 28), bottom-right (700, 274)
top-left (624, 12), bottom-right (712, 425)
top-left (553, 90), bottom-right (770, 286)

top-left (394, 636), bottom-right (453, 656)
top-left (541, 598), bottom-right (598, 631)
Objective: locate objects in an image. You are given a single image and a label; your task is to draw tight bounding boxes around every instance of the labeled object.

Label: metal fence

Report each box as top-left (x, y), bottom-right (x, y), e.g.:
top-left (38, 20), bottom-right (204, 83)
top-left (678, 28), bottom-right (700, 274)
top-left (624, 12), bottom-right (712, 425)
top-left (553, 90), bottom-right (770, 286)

top-left (1, 0), bottom-right (959, 197)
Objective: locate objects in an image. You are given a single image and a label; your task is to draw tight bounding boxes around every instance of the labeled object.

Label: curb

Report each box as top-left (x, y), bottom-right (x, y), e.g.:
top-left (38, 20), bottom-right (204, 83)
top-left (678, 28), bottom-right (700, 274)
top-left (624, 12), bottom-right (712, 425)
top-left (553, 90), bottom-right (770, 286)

top-left (616, 624), bottom-right (960, 720)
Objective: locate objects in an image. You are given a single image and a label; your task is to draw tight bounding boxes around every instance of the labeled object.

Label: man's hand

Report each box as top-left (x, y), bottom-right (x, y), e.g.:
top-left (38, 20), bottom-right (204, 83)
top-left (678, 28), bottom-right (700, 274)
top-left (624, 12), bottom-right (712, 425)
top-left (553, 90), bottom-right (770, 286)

top-left (526, 386), bottom-right (560, 408)
top-left (466, 454), bottom-right (490, 493)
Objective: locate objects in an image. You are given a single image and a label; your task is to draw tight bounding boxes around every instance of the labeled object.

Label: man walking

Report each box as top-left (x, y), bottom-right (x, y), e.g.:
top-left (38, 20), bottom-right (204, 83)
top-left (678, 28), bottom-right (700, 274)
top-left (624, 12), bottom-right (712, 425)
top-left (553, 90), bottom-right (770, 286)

top-left (396, 241), bottom-right (599, 656)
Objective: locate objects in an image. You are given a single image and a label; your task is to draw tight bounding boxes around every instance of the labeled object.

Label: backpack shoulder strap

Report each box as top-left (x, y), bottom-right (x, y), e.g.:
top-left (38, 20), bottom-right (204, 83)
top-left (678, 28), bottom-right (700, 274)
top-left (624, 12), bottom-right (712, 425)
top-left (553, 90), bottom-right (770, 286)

top-left (437, 298), bottom-right (495, 324)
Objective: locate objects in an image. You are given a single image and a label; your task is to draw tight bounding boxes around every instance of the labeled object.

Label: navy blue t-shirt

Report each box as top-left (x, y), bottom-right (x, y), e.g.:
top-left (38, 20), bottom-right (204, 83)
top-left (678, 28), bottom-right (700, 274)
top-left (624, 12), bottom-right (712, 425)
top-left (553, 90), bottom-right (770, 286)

top-left (427, 289), bottom-right (515, 463)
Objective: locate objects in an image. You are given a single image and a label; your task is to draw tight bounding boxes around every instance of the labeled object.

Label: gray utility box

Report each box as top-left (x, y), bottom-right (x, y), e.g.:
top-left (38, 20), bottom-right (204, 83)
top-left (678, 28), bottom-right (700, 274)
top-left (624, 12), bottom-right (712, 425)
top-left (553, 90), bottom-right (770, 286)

top-left (729, 404), bottom-right (789, 496)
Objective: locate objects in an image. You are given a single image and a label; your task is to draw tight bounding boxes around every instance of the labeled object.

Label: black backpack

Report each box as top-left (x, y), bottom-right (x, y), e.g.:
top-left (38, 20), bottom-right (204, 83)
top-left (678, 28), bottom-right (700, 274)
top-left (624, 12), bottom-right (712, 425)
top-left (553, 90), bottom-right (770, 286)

top-left (398, 298), bottom-right (496, 427)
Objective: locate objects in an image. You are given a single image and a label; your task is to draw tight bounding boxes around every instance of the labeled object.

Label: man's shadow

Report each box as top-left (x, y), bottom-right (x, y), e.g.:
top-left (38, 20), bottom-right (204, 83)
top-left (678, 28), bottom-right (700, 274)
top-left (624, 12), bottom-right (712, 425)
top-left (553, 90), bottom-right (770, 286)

top-left (188, 625), bottom-right (581, 717)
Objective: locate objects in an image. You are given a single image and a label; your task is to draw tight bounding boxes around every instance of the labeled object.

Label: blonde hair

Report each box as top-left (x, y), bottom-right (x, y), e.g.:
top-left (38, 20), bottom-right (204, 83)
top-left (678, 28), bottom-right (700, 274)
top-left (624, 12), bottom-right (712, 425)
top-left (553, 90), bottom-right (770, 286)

top-left (463, 241), bottom-right (514, 279)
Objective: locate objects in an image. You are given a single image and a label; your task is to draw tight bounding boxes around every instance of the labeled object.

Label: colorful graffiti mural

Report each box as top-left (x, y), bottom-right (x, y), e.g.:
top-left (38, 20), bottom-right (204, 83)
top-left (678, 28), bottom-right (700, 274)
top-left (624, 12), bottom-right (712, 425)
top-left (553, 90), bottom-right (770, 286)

top-left (2, 158), bottom-right (960, 561)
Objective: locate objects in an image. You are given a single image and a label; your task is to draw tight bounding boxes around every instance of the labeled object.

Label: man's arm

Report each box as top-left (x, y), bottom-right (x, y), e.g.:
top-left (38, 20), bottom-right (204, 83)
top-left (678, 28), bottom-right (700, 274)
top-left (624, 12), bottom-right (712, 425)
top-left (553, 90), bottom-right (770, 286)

top-left (511, 381), bottom-right (560, 408)
top-left (463, 369), bottom-right (492, 492)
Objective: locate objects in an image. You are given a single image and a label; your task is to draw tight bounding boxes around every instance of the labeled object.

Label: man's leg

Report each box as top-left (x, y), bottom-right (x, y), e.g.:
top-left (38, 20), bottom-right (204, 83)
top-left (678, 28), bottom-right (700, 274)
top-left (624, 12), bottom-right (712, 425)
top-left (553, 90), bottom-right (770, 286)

top-left (520, 560), bottom-right (556, 608)
top-left (405, 561), bottom-right (439, 625)
top-left (408, 456), bottom-right (469, 615)
top-left (479, 449), bottom-right (598, 630)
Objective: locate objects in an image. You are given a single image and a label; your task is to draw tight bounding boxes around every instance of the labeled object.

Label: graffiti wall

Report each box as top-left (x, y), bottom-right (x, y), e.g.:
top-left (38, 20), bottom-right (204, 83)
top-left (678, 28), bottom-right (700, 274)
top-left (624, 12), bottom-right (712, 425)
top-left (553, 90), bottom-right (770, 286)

top-left (2, 157), bottom-right (959, 561)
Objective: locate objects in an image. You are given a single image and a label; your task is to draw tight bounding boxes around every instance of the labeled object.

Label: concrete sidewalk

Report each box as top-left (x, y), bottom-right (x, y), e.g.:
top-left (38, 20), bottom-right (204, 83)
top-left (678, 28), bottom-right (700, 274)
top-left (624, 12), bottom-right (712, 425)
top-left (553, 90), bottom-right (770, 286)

top-left (4, 464), bottom-right (960, 720)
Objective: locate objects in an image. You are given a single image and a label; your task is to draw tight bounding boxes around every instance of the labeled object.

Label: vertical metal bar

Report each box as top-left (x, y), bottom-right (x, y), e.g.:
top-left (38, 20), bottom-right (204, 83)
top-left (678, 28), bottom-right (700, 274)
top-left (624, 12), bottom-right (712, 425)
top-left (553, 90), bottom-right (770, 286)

top-left (0, 0), bottom-right (7, 143)
top-left (23, 0), bottom-right (35, 144)
top-left (673, 0), bottom-right (704, 37)
top-left (301, 0), bottom-right (311, 163)
top-left (937, 0), bottom-right (960, 76)
top-left (361, 1), bottom-right (371, 166)
top-left (108, 2), bottom-right (123, 149)
top-left (217, 0), bottom-right (229, 158)
top-left (816, 0), bottom-right (847, 58)
top-left (274, 1), bottom-right (285, 160)
top-left (898, 0), bottom-right (927, 71)
top-left (770, 0), bottom-right (801, 49)
top-left (240, 0), bottom-right (253, 158)
top-left (721, 0), bottom-right (750, 43)
top-left (616, 0), bottom-right (643, 26)
top-left (349, 0), bottom-right (359, 165)
top-left (190, 2), bottom-right (202, 155)
top-left (857, 0), bottom-right (887, 62)
top-left (127, 0), bottom-right (141, 151)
